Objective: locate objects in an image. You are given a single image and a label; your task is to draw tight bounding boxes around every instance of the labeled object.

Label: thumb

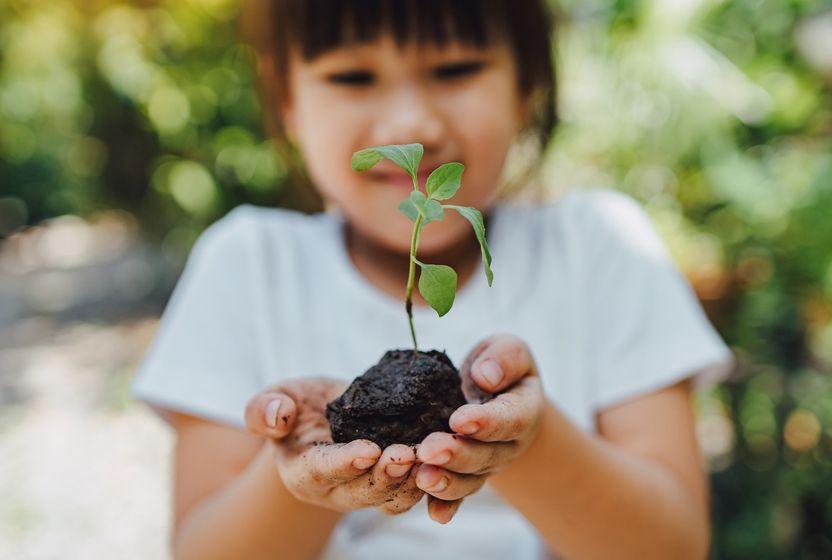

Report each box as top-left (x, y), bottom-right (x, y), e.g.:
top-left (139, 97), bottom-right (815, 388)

top-left (245, 391), bottom-right (297, 439)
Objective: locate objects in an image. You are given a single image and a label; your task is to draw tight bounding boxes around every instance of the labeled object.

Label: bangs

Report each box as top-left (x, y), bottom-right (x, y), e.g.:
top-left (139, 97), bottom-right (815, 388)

top-left (276, 0), bottom-right (509, 60)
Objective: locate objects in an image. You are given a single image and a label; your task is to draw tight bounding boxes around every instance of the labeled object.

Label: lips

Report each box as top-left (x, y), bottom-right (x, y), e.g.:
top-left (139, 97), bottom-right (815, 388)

top-left (367, 163), bottom-right (448, 192)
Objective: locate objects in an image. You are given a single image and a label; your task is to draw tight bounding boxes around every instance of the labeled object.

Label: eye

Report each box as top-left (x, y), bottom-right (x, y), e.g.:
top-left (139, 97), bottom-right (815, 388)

top-left (433, 61), bottom-right (486, 80)
top-left (327, 70), bottom-right (374, 86)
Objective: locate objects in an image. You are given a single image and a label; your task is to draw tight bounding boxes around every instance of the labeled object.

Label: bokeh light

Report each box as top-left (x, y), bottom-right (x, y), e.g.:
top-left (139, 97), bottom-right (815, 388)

top-left (1, 0), bottom-right (831, 558)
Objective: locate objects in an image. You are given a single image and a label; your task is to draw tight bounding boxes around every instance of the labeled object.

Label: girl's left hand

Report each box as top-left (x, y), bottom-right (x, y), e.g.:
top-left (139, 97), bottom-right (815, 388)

top-left (415, 333), bottom-right (546, 524)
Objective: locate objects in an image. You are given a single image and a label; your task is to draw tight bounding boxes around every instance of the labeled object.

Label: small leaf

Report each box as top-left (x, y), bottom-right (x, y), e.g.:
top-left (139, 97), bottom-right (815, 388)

top-left (407, 191), bottom-right (444, 224)
top-left (398, 197), bottom-right (419, 222)
top-left (409, 190), bottom-right (427, 206)
top-left (416, 261), bottom-right (457, 316)
top-left (375, 144), bottom-right (423, 177)
top-left (422, 199), bottom-right (444, 223)
top-left (445, 205), bottom-right (493, 286)
top-left (426, 162), bottom-right (464, 200)
top-left (351, 148), bottom-right (383, 172)
top-left (350, 143), bottom-right (423, 178)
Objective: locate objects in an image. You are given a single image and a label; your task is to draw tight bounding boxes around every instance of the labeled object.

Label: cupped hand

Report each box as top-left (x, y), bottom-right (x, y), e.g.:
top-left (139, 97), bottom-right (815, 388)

top-left (245, 378), bottom-right (424, 515)
top-left (415, 334), bottom-right (546, 523)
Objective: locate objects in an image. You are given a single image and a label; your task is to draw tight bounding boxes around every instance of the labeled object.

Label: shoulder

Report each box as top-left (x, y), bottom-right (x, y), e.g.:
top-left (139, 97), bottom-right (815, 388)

top-left (494, 187), bottom-right (671, 274)
top-left (497, 186), bottom-right (645, 239)
top-left (497, 186), bottom-right (635, 220)
top-left (193, 204), bottom-right (330, 259)
top-left (541, 187), bottom-right (667, 258)
top-left (200, 204), bottom-right (321, 241)
top-left (536, 186), bottom-right (644, 223)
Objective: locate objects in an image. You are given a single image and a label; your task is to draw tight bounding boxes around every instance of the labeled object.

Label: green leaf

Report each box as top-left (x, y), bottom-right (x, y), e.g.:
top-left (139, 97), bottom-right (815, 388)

top-left (376, 144), bottom-right (423, 177)
top-left (422, 199), bottom-right (444, 223)
top-left (398, 197), bottom-right (419, 222)
top-left (404, 191), bottom-right (444, 224)
top-left (426, 162), bottom-right (464, 200)
top-left (416, 261), bottom-right (457, 316)
top-left (351, 148), bottom-right (383, 172)
top-left (351, 143), bottom-right (424, 178)
top-left (444, 205), bottom-right (493, 286)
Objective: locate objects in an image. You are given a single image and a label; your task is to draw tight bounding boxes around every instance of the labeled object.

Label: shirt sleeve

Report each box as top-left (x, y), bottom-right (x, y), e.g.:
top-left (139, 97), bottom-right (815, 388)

top-left (581, 188), bottom-right (736, 410)
top-left (130, 205), bottom-right (269, 429)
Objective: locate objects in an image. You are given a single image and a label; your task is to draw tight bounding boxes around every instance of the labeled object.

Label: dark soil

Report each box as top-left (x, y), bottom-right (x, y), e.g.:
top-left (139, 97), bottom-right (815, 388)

top-left (326, 349), bottom-right (468, 449)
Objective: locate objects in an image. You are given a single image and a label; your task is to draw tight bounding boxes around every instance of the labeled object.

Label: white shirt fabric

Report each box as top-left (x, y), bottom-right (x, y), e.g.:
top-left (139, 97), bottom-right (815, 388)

top-left (131, 186), bottom-right (735, 560)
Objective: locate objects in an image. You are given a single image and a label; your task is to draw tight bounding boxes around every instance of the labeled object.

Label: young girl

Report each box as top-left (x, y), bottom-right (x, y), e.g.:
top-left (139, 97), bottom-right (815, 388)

top-left (131, 1), bottom-right (735, 558)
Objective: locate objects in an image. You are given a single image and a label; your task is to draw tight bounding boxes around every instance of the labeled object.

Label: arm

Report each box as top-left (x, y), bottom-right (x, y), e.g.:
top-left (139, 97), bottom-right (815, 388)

top-left (169, 412), bottom-right (343, 560)
top-left (169, 376), bottom-right (425, 560)
top-left (415, 334), bottom-right (709, 558)
top-left (488, 380), bottom-right (709, 560)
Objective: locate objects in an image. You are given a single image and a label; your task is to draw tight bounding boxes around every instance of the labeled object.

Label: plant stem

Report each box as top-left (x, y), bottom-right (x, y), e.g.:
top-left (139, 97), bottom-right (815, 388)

top-left (405, 173), bottom-right (422, 352)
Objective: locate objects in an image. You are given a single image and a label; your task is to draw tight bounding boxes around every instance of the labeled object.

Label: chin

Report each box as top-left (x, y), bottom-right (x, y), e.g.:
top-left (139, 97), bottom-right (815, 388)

top-left (411, 226), bottom-right (461, 257)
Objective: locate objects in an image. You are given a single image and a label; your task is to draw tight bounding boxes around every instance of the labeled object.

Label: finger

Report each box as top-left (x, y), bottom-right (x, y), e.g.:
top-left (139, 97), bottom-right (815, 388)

top-left (417, 432), bottom-right (517, 475)
top-left (415, 464), bottom-right (486, 501)
top-left (293, 439), bottom-right (382, 487)
top-left (461, 333), bottom-right (537, 394)
top-left (245, 391), bottom-right (298, 439)
top-left (449, 376), bottom-right (544, 442)
top-left (378, 468), bottom-right (425, 515)
top-left (458, 337), bottom-right (494, 403)
top-left (427, 496), bottom-right (463, 524)
top-left (369, 444), bottom-right (417, 492)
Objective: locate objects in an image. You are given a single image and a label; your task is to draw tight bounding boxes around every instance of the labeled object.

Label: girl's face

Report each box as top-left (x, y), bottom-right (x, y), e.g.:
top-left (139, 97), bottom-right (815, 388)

top-left (281, 32), bottom-right (529, 255)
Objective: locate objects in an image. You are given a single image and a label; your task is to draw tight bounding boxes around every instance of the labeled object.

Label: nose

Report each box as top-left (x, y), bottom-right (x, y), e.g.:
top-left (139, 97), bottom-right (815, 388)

top-left (371, 84), bottom-right (445, 151)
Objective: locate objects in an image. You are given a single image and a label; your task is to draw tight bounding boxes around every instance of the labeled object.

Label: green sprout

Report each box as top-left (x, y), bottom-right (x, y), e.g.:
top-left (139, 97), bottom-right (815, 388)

top-left (351, 142), bottom-right (494, 351)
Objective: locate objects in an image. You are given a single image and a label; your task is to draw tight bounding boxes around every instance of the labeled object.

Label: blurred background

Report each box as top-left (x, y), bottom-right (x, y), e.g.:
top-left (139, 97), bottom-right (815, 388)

top-left (1, 0), bottom-right (831, 558)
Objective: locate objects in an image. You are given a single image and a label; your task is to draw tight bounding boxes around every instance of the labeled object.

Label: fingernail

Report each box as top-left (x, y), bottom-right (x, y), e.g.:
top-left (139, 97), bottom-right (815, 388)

top-left (477, 360), bottom-right (503, 389)
top-left (427, 450), bottom-right (451, 465)
top-left (265, 397), bottom-right (283, 428)
top-left (385, 463), bottom-right (411, 478)
top-left (431, 476), bottom-right (449, 492)
top-left (457, 422), bottom-right (479, 435)
top-left (420, 469), bottom-right (449, 492)
top-left (353, 457), bottom-right (376, 470)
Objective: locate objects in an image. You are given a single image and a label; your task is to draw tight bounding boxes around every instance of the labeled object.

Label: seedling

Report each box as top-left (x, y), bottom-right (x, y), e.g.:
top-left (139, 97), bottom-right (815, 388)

top-left (326, 142), bottom-right (495, 449)
top-left (351, 142), bottom-right (494, 350)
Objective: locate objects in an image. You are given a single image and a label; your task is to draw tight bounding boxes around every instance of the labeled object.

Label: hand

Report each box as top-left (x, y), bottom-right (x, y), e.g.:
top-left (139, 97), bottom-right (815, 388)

top-left (415, 334), bottom-right (546, 523)
top-left (245, 378), bottom-right (424, 515)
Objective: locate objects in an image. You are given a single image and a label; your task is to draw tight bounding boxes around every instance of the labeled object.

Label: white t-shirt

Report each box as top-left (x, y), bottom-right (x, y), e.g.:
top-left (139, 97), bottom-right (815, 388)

top-left (131, 186), bottom-right (734, 560)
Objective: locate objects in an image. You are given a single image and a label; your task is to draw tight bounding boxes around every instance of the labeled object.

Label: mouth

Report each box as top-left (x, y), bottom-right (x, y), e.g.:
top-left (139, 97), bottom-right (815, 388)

top-left (367, 168), bottom-right (436, 193)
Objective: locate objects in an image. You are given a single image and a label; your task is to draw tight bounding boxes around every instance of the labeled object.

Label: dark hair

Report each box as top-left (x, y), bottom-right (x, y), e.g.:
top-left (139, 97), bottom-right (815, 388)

top-left (242, 0), bottom-right (558, 211)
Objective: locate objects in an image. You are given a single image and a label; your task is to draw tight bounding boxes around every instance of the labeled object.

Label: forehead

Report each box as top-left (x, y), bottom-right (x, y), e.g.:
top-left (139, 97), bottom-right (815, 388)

top-left (279, 0), bottom-right (510, 62)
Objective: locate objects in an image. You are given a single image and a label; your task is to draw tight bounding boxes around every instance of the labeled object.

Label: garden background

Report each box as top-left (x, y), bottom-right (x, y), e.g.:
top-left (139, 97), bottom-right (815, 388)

top-left (1, 0), bottom-right (831, 558)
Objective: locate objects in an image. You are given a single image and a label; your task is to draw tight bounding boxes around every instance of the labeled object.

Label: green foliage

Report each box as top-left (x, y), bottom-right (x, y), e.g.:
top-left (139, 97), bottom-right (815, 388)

top-left (350, 142), bottom-right (494, 331)
top-left (1, 0), bottom-right (831, 555)
top-left (0, 0), bottom-right (285, 246)
top-left (350, 143), bottom-right (424, 180)
top-left (426, 162), bottom-right (464, 200)
top-left (398, 191), bottom-right (444, 224)
top-left (414, 260), bottom-right (458, 317)
top-left (350, 148), bottom-right (384, 172)
top-left (443, 205), bottom-right (493, 286)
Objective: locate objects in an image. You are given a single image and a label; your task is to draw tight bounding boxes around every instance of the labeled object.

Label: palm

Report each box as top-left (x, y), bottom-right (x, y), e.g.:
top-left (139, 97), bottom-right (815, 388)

top-left (276, 377), bottom-right (348, 455)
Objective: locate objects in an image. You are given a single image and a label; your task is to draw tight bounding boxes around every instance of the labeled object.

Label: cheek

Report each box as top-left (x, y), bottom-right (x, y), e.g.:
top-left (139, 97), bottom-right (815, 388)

top-left (293, 86), bottom-right (367, 202)
top-left (443, 83), bottom-right (519, 202)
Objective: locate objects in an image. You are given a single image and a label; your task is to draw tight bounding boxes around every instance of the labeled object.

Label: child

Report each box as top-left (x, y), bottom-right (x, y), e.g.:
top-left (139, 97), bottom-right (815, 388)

top-left (131, 1), bottom-right (735, 558)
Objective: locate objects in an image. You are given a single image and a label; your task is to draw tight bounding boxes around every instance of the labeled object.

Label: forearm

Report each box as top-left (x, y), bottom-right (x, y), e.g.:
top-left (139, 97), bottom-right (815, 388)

top-left (489, 402), bottom-right (709, 560)
top-left (174, 443), bottom-right (343, 560)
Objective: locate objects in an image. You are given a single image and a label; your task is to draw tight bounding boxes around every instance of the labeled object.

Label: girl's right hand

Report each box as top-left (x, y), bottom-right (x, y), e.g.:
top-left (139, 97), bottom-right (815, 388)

top-left (244, 378), bottom-right (425, 515)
